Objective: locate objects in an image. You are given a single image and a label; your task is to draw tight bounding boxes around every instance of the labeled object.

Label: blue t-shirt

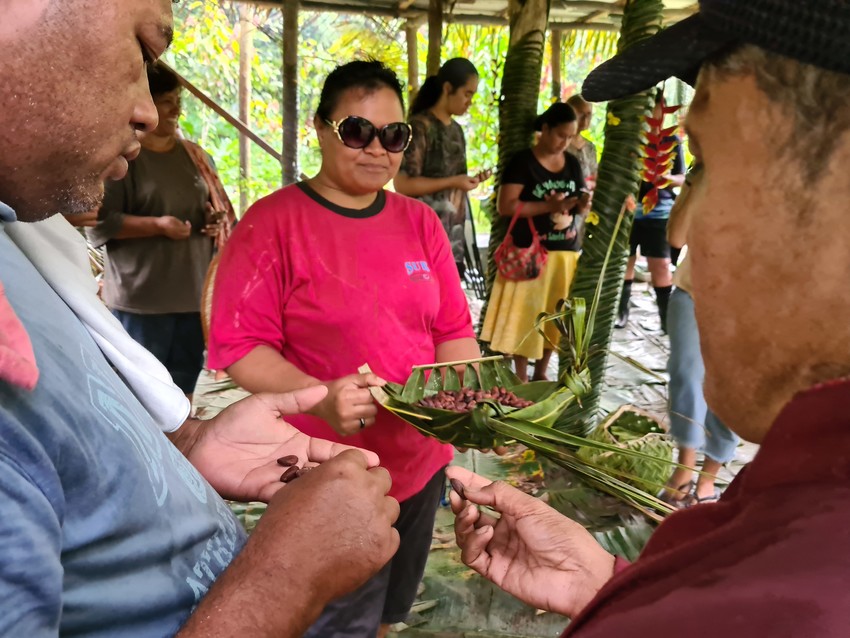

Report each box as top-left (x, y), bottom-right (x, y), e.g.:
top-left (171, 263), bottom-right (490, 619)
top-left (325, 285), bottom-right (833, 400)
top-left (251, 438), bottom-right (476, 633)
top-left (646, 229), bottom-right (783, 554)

top-left (0, 223), bottom-right (247, 636)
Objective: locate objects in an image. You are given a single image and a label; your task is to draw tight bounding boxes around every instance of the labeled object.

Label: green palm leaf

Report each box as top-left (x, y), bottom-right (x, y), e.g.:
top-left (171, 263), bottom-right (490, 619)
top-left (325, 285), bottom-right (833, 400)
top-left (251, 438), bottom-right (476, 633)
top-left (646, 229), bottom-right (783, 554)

top-left (556, 0), bottom-right (667, 436)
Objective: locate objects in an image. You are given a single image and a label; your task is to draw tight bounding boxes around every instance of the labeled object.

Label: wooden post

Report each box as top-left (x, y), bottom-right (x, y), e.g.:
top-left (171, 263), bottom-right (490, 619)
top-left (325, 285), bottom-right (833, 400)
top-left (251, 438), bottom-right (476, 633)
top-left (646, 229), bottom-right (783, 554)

top-left (282, 0), bottom-right (299, 186)
top-left (405, 21), bottom-right (420, 99)
top-left (427, 0), bottom-right (443, 77)
top-left (238, 5), bottom-right (254, 214)
top-left (551, 28), bottom-right (562, 101)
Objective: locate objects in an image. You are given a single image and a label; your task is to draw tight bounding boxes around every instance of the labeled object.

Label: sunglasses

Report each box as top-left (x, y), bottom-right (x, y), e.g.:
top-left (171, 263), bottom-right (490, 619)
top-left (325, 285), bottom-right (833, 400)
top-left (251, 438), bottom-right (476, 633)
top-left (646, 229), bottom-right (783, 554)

top-left (324, 116), bottom-right (412, 153)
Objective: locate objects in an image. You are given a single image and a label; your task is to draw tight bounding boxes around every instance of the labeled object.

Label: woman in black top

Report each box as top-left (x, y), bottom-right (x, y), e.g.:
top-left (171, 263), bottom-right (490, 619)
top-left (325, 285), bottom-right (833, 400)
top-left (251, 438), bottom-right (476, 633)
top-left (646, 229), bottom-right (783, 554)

top-left (480, 103), bottom-right (590, 382)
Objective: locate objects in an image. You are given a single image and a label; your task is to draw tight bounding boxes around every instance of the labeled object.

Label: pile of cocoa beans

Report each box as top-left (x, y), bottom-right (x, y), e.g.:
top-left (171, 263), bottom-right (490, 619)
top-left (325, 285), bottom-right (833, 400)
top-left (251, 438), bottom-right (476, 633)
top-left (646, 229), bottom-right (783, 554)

top-left (277, 455), bottom-right (313, 483)
top-left (418, 387), bottom-right (533, 413)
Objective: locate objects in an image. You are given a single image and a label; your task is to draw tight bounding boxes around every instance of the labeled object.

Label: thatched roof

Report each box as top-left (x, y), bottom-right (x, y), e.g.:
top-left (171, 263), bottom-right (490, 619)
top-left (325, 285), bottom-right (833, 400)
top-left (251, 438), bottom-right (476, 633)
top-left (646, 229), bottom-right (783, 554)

top-left (244, 0), bottom-right (698, 31)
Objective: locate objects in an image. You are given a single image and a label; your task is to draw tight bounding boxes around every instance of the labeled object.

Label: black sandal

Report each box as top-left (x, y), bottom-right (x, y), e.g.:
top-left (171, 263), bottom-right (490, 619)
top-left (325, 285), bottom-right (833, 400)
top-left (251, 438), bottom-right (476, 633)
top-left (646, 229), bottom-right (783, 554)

top-left (658, 480), bottom-right (695, 506)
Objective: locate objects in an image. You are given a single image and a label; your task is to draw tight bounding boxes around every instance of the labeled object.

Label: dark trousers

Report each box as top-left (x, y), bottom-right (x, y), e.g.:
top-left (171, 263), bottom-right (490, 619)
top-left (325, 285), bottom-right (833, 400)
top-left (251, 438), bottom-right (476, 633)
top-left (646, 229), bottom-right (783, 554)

top-left (112, 310), bottom-right (205, 394)
top-left (303, 467), bottom-right (447, 637)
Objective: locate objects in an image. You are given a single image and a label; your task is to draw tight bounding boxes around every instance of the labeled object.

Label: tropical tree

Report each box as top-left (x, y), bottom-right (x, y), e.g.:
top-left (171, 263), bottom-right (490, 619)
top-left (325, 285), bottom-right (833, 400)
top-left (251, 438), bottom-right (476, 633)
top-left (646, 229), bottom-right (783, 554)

top-left (556, 0), bottom-right (666, 435)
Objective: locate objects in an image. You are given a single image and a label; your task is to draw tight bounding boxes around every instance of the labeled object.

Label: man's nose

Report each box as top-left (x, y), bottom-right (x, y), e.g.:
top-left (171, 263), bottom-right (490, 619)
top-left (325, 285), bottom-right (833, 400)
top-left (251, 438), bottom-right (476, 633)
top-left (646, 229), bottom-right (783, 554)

top-left (133, 92), bottom-right (158, 136)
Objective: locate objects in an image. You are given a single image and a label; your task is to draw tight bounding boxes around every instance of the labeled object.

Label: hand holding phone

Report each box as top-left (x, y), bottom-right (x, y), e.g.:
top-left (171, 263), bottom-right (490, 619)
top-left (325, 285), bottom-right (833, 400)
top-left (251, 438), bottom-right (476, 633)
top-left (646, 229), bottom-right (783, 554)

top-left (476, 168), bottom-right (494, 182)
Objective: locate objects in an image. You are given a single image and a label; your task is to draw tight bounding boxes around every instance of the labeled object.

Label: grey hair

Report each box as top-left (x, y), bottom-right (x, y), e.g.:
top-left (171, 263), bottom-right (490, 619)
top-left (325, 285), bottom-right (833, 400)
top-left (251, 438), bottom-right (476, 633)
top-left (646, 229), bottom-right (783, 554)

top-left (707, 44), bottom-right (850, 181)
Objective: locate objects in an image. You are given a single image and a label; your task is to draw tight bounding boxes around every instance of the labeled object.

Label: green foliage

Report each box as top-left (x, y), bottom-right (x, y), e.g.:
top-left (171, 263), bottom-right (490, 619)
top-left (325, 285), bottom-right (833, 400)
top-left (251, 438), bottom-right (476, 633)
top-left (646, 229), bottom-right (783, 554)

top-left (167, 1), bottom-right (613, 222)
top-left (576, 406), bottom-right (673, 494)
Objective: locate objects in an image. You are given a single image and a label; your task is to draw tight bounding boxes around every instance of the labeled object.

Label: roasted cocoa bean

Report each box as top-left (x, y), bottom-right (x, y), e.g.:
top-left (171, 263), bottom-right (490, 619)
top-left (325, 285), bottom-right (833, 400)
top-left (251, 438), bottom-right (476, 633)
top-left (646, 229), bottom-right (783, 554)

top-left (418, 387), bottom-right (531, 413)
top-left (450, 478), bottom-right (466, 500)
top-left (280, 466), bottom-right (300, 483)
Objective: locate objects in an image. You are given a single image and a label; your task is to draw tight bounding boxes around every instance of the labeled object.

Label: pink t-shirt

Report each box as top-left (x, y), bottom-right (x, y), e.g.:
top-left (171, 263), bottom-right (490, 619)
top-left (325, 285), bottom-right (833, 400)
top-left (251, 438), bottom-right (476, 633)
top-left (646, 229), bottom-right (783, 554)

top-left (208, 183), bottom-right (474, 501)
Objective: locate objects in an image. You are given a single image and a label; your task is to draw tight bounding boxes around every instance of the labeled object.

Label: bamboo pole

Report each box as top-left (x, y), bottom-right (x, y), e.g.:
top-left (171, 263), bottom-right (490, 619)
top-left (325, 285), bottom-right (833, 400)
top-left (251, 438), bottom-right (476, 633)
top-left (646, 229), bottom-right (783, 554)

top-left (238, 5), bottom-right (254, 214)
top-left (405, 21), bottom-right (420, 99)
top-left (282, 0), bottom-right (299, 186)
top-left (235, 0), bottom-right (693, 27)
top-left (551, 28), bottom-right (563, 100)
top-left (427, 0), bottom-right (443, 77)
top-left (411, 355), bottom-right (506, 370)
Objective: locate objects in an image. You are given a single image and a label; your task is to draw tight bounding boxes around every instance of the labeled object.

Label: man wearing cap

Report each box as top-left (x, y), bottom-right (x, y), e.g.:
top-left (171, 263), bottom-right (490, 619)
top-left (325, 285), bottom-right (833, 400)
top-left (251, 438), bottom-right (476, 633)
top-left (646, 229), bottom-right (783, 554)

top-left (448, 1), bottom-right (850, 635)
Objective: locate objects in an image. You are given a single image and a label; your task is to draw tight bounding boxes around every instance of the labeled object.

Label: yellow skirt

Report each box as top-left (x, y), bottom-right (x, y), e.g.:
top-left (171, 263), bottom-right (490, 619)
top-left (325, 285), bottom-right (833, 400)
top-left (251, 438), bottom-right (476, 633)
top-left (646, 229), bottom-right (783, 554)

top-left (481, 250), bottom-right (580, 360)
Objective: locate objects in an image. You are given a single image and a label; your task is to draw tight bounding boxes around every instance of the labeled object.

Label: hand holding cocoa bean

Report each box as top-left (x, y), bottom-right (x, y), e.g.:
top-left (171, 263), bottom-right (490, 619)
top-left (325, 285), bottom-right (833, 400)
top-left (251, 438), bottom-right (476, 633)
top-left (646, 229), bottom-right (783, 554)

top-left (251, 450), bottom-right (400, 606)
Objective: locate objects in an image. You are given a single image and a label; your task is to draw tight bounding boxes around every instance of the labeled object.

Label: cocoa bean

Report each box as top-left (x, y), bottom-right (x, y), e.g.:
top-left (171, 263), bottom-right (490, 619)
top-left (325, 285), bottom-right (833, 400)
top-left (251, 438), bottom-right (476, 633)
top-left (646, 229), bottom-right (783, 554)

top-left (450, 478), bottom-right (466, 500)
top-left (276, 455), bottom-right (299, 467)
top-left (280, 466), bottom-right (300, 483)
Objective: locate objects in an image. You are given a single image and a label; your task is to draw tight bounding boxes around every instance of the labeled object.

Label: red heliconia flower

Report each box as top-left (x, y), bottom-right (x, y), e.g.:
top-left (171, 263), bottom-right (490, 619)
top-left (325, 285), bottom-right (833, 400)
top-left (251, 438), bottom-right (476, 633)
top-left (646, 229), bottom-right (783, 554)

top-left (639, 94), bottom-right (681, 214)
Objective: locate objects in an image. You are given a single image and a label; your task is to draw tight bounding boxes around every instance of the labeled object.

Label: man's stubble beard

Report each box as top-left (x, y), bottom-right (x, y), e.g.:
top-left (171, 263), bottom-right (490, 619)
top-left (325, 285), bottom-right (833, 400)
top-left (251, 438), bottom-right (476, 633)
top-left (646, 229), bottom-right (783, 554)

top-left (7, 168), bottom-right (105, 222)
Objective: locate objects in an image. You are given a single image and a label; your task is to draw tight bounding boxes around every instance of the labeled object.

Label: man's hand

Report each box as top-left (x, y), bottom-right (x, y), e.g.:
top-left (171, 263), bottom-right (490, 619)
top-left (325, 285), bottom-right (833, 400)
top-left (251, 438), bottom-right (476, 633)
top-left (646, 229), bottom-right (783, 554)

top-left (310, 373), bottom-right (385, 436)
top-left (156, 215), bottom-right (192, 240)
top-left (256, 450), bottom-right (400, 601)
top-left (175, 386), bottom-right (380, 502)
top-left (447, 466), bottom-right (616, 619)
top-left (176, 449), bottom-right (400, 637)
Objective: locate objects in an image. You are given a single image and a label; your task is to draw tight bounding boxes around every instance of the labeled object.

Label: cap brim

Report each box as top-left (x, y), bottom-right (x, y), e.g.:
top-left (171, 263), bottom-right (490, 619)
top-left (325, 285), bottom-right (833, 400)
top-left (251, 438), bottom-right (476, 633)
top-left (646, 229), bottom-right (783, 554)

top-left (582, 14), bottom-right (736, 102)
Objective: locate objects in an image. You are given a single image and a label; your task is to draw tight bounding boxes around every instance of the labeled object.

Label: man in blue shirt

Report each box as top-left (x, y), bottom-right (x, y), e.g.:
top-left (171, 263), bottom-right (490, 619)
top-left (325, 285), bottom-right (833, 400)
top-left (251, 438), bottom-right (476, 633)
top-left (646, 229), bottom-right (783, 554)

top-left (0, 1), bottom-right (400, 635)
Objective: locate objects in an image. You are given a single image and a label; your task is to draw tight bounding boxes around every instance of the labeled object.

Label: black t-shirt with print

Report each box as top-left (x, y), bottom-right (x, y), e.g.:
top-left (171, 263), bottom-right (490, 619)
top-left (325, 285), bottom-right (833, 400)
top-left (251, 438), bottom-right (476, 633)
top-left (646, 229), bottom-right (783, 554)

top-left (502, 149), bottom-right (586, 251)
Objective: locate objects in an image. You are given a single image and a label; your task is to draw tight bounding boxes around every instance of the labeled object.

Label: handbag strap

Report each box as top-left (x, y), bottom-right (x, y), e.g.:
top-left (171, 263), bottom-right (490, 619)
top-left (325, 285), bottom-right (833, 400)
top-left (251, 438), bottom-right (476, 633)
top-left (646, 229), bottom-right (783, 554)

top-left (505, 202), bottom-right (542, 238)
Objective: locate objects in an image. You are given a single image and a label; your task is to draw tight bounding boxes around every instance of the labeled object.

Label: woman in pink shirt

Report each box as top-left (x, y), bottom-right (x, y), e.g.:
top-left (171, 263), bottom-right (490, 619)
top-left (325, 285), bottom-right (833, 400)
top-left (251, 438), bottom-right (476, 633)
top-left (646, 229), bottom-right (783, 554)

top-left (208, 60), bottom-right (480, 638)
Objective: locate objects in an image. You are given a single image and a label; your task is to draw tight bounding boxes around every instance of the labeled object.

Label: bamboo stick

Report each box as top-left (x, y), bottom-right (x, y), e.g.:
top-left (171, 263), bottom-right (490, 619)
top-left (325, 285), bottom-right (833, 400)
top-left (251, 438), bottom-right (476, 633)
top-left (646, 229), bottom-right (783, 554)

top-left (411, 355), bottom-right (505, 370)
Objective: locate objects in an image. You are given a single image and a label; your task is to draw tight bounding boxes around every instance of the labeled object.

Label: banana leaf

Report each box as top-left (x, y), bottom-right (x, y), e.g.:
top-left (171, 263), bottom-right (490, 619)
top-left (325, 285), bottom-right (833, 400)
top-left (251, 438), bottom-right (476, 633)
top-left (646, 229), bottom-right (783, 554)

top-left (362, 357), bottom-right (580, 449)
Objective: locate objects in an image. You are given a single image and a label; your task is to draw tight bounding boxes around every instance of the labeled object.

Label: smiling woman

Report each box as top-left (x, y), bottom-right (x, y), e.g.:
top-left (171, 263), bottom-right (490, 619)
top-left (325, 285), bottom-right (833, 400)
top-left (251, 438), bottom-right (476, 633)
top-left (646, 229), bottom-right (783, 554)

top-left (207, 59), bottom-right (481, 638)
top-left (85, 61), bottom-right (236, 400)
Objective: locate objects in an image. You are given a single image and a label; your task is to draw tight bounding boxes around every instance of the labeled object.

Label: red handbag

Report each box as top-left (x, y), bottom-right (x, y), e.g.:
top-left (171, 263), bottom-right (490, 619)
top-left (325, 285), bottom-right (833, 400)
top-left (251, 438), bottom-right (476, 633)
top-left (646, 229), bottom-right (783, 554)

top-left (493, 204), bottom-right (548, 281)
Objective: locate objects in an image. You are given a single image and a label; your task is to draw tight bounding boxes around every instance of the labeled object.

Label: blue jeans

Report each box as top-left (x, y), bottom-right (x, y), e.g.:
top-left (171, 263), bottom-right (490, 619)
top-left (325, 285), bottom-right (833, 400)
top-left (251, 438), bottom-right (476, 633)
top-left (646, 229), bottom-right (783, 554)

top-left (667, 288), bottom-right (739, 463)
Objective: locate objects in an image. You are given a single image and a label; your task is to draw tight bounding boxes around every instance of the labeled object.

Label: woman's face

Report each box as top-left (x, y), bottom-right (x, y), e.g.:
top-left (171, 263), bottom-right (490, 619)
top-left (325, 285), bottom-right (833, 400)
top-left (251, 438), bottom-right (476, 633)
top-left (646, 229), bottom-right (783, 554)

top-left (542, 121), bottom-right (578, 154)
top-left (445, 75), bottom-right (479, 117)
top-left (317, 86), bottom-right (406, 195)
top-left (152, 88), bottom-right (181, 138)
top-left (573, 102), bottom-right (593, 133)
